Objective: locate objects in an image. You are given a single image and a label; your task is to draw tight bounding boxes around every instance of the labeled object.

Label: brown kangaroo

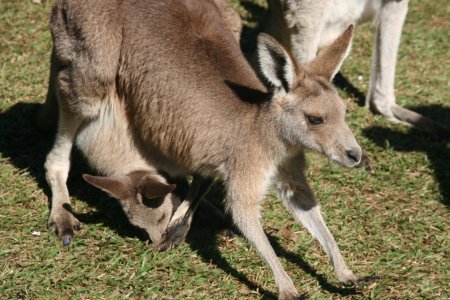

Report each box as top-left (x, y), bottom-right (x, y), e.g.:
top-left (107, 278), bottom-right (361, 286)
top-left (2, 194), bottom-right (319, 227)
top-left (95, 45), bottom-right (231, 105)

top-left (37, 0), bottom-right (240, 246)
top-left (43, 0), bottom-right (364, 298)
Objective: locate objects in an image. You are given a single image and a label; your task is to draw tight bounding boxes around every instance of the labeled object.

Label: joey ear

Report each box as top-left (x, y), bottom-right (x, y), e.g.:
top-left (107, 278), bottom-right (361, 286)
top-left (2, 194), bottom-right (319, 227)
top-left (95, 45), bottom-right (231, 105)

top-left (82, 173), bottom-right (132, 200)
top-left (307, 25), bottom-right (354, 81)
top-left (140, 176), bottom-right (176, 200)
top-left (257, 33), bottom-right (300, 93)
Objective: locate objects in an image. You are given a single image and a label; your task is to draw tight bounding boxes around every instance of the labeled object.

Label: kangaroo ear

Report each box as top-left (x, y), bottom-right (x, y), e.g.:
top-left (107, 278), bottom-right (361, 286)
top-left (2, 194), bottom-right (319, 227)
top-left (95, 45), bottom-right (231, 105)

top-left (307, 25), bottom-right (354, 81)
top-left (257, 33), bottom-right (300, 93)
top-left (140, 176), bottom-right (176, 200)
top-left (82, 173), bottom-right (132, 200)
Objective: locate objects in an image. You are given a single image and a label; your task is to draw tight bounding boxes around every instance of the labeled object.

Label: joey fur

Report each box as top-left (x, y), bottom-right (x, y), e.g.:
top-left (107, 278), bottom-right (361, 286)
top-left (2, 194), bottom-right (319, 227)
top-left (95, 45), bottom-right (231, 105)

top-left (43, 0), bottom-right (364, 298)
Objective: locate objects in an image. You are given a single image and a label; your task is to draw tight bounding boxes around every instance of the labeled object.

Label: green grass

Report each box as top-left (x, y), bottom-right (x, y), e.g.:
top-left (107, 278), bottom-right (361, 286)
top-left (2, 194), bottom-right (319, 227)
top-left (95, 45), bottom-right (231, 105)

top-left (1, 0), bottom-right (449, 299)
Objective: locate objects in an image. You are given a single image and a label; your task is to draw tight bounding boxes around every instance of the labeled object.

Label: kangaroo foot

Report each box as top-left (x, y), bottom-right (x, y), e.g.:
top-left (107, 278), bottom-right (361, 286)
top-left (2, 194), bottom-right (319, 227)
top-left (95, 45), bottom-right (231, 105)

top-left (219, 227), bottom-right (236, 238)
top-left (278, 290), bottom-right (304, 300)
top-left (340, 274), bottom-right (379, 287)
top-left (350, 275), bottom-right (380, 287)
top-left (48, 207), bottom-right (82, 246)
top-left (336, 269), bottom-right (359, 286)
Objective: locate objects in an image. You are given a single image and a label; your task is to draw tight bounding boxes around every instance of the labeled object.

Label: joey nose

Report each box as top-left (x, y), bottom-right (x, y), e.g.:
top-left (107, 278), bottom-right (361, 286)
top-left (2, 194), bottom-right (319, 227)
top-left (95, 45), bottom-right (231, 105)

top-left (346, 147), bottom-right (362, 163)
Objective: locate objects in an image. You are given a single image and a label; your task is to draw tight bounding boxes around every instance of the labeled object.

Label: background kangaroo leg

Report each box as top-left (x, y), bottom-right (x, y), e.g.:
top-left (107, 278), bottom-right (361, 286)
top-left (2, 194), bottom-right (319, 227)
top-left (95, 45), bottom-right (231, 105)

top-left (368, 0), bottom-right (450, 138)
top-left (366, 0), bottom-right (408, 121)
top-left (276, 151), bottom-right (358, 284)
top-left (156, 176), bottom-right (213, 250)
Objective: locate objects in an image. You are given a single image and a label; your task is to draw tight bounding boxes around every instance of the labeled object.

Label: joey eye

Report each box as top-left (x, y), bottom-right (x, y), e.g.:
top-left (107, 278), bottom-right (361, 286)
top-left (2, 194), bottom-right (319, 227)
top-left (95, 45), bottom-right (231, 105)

top-left (306, 115), bottom-right (324, 125)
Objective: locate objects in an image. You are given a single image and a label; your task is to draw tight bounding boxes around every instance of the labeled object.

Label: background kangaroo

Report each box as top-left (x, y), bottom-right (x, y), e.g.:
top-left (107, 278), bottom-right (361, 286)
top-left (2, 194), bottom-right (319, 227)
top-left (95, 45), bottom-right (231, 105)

top-left (266, 0), bottom-right (450, 138)
top-left (44, 0), bottom-right (366, 298)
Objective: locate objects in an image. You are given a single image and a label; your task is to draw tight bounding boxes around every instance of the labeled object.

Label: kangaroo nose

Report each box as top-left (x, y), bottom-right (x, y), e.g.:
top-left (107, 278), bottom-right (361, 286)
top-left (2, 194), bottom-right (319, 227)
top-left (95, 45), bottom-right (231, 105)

top-left (346, 147), bottom-right (362, 163)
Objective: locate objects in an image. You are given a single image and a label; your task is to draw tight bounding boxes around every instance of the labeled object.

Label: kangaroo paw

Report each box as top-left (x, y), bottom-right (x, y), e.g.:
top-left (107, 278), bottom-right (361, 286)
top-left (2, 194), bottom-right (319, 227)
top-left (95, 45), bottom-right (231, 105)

top-left (48, 209), bottom-right (82, 246)
top-left (353, 275), bottom-right (380, 287)
top-left (152, 218), bottom-right (190, 251)
top-left (219, 227), bottom-right (236, 238)
top-left (336, 269), bottom-right (359, 286)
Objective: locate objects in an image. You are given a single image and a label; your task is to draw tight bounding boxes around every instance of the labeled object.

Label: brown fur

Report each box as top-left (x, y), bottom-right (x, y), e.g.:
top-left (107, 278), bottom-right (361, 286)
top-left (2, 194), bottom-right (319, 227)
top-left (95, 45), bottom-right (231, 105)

top-left (38, 0), bottom-right (241, 245)
top-left (42, 0), bottom-right (363, 298)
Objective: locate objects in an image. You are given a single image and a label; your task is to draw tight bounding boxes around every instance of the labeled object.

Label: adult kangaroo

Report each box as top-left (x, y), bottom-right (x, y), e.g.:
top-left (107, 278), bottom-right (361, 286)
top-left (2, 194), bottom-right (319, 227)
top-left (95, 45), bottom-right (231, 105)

top-left (37, 0), bottom-right (240, 246)
top-left (44, 0), bottom-right (365, 298)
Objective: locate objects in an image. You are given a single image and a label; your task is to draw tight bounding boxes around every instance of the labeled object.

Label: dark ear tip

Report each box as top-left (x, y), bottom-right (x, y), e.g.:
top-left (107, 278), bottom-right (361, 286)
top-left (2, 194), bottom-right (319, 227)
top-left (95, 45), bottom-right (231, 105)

top-left (346, 24), bottom-right (355, 34)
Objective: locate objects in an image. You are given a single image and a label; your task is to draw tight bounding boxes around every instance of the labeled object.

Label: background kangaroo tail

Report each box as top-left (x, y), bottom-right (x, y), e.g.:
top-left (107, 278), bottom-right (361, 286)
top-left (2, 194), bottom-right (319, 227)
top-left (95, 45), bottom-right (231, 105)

top-left (392, 105), bottom-right (450, 140)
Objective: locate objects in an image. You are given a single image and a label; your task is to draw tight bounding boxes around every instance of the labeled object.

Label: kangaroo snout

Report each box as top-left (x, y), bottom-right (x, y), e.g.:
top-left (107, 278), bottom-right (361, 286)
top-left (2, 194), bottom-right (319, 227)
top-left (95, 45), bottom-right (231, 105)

top-left (346, 146), bottom-right (362, 164)
top-left (329, 143), bottom-right (362, 168)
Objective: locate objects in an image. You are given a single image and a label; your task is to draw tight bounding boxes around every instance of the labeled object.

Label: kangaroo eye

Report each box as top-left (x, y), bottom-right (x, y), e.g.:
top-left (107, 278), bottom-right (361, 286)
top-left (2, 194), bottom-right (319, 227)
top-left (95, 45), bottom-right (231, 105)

top-left (306, 115), bottom-right (324, 125)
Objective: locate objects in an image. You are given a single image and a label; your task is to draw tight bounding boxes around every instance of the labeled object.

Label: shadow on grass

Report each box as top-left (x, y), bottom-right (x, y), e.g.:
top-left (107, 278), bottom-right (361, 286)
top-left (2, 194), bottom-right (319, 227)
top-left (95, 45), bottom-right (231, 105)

top-left (363, 104), bottom-right (450, 207)
top-left (186, 181), bottom-right (278, 299)
top-left (189, 184), bottom-right (361, 298)
top-left (0, 102), bottom-right (150, 241)
top-left (189, 213), bottom-right (361, 298)
top-left (333, 72), bottom-right (366, 106)
top-left (188, 221), bottom-right (279, 298)
top-left (0, 102), bottom-right (273, 298)
top-left (267, 235), bottom-right (361, 297)
top-left (329, 68), bottom-right (450, 208)
top-left (0, 102), bottom-right (362, 298)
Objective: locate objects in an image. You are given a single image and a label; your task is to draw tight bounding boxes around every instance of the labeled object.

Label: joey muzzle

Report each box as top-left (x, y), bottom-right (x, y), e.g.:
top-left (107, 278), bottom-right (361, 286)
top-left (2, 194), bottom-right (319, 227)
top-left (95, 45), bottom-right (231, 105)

top-left (346, 147), bottom-right (362, 164)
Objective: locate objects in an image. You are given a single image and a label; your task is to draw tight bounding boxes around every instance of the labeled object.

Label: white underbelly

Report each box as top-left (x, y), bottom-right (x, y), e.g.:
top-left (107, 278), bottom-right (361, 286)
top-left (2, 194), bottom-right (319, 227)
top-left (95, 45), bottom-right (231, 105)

top-left (75, 97), bottom-right (150, 176)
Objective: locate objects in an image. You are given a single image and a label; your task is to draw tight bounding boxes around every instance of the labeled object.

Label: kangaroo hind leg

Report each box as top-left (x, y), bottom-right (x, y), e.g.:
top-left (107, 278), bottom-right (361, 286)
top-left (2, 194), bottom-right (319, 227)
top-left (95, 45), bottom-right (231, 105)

top-left (45, 94), bottom-right (84, 246)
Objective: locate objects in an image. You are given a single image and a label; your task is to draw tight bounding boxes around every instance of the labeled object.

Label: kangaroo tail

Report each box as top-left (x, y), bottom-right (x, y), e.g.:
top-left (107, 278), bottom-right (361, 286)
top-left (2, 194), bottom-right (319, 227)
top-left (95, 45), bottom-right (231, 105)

top-left (391, 105), bottom-right (450, 140)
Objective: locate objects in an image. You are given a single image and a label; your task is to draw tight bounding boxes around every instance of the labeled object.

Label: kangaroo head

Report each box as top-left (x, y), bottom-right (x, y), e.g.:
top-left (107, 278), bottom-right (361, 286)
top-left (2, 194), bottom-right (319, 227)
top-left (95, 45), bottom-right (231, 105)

top-left (258, 25), bottom-right (361, 167)
top-left (82, 171), bottom-right (177, 243)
